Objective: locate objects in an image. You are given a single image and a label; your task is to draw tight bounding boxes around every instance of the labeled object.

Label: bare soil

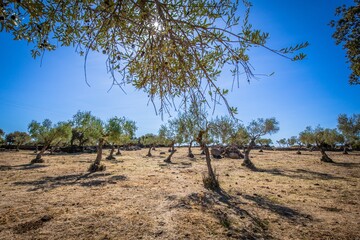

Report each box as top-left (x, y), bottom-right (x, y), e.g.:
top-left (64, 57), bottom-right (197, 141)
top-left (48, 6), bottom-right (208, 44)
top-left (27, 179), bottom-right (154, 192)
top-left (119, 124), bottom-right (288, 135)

top-left (0, 148), bottom-right (359, 240)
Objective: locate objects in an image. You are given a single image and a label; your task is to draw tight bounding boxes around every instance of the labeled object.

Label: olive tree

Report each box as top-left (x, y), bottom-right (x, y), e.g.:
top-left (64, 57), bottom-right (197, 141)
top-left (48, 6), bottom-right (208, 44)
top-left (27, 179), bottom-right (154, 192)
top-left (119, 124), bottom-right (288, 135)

top-left (299, 126), bottom-right (343, 163)
top-left (105, 117), bottom-right (137, 160)
top-left (71, 111), bottom-right (102, 148)
top-left (0, 129), bottom-right (5, 145)
top-left (330, 1), bottom-right (360, 85)
top-left (158, 119), bottom-right (183, 163)
top-left (5, 131), bottom-right (31, 151)
top-left (28, 119), bottom-right (72, 163)
top-left (337, 113), bottom-right (360, 153)
top-left (140, 133), bottom-right (159, 157)
top-left (1, 1), bottom-right (307, 117)
top-left (276, 138), bottom-right (287, 148)
top-left (240, 118), bottom-right (279, 169)
top-left (210, 115), bottom-right (238, 145)
top-left (175, 110), bottom-right (201, 158)
top-left (256, 138), bottom-right (272, 152)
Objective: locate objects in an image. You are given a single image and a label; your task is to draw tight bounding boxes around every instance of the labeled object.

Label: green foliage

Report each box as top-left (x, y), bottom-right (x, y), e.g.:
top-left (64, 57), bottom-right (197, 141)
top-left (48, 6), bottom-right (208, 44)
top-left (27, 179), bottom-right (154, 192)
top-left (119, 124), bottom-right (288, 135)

top-left (337, 113), bottom-right (360, 146)
top-left (106, 116), bottom-right (137, 146)
top-left (257, 138), bottom-right (272, 147)
top-left (140, 133), bottom-right (159, 146)
top-left (299, 126), bottom-right (343, 148)
top-left (246, 118), bottom-right (279, 140)
top-left (71, 111), bottom-right (103, 145)
top-left (276, 138), bottom-right (287, 147)
top-left (0, 128), bottom-right (5, 144)
top-left (210, 115), bottom-right (238, 145)
top-left (0, 0), bottom-right (308, 115)
top-left (5, 131), bottom-right (31, 147)
top-left (28, 119), bottom-right (72, 147)
top-left (330, 1), bottom-right (360, 84)
top-left (287, 136), bottom-right (298, 147)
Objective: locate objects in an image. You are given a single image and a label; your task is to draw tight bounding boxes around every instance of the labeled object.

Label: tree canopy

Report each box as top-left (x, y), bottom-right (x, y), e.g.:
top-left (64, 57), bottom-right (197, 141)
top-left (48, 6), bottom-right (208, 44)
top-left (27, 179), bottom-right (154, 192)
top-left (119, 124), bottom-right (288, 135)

top-left (0, 0), bottom-right (308, 115)
top-left (330, 0), bottom-right (360, 85)
top-left (337, 113), bottom-right (360, 147)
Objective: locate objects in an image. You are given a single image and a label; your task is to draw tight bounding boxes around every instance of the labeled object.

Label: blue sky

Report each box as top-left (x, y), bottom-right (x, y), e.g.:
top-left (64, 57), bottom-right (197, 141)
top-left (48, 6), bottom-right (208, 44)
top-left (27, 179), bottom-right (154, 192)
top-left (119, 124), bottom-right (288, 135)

top-left (0, 0), bottom-right (359, 143)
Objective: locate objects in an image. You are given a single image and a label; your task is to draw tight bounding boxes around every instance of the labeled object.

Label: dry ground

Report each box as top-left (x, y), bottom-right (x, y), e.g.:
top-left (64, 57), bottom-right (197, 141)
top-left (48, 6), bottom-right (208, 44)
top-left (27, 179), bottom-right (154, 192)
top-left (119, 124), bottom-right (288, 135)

top-left (0, 148), bottom-right (359, 240)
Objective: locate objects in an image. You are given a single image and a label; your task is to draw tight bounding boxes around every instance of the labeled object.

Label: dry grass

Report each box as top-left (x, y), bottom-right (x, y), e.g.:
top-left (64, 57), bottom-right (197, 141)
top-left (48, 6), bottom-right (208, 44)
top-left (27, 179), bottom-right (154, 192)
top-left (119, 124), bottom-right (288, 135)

top-left (0, 148), bottom-right (359, 240)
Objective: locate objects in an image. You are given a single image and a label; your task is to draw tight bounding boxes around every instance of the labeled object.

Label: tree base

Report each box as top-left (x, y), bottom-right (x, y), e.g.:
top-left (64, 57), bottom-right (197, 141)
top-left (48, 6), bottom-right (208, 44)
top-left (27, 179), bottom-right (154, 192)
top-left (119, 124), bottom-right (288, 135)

top-left (242, 159), bottom-right (257, 170)
top-left (296, 151), bottom-right (301, 155)
top-left (259, 149), bottom-right (263, 152)
top-left (202, 174), bottom-right (220, 191)
top-left (188, 152), bottom-right (194, 158)
top-left (146, 153), bottom-right (152, 157)
top-left (164, 158), bottom-right (172, 163)
top-left (343, 151), bottom-right (348, 155)
top-left (106, 156), bottom-right (116, 160)
top-left (88, 163), bottom-right (106, 172)
top-left (116, 152), bottom-right (122, 156)
top-left (31, 158), bottom-right (44, 164)
top-left (320, 155), bottom-right (334, 163)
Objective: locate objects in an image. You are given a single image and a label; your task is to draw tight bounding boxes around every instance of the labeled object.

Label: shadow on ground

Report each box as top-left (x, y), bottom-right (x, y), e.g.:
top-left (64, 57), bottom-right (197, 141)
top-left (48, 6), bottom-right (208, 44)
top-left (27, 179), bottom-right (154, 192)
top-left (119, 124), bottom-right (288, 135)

top-left (170, 188), bottom-right (312, 239)
top-left (256, 168), bottom-right (346, 180)
top-left (13, 172), bottom-right (127, 191)
top-left (0, 164), bottom-right (48, 171)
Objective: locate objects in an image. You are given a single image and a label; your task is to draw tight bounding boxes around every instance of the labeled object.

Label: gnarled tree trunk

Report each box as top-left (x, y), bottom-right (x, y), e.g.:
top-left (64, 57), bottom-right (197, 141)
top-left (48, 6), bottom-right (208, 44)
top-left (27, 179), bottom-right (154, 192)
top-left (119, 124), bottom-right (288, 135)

top-left (196, 130), bottom-right (219, 191)
top-left (188, 140), bottom-right (194, 158)
top-left (146, 145), bottom-right (152, 157)
top-left (106, 144), bottom-right (116, 160)
top-left (243, 140), bottom-right (256, 170)
top-left (320, 147), bottom-right (334, 163)
top-left (164, 142), bottom-right (176, 163)
top-left (89, 138), bottom-right (106, 172)
top-left (116, 145), bottom-right (122, 155)
top-left (31, 144), bottom-right (48, 163)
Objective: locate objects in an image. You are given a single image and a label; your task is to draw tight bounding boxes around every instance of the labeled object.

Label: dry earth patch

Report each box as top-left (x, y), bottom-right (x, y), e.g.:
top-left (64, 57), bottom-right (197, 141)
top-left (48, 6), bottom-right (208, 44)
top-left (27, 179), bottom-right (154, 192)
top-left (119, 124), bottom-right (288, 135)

top-left (0, 148), bottom-right (359, 239)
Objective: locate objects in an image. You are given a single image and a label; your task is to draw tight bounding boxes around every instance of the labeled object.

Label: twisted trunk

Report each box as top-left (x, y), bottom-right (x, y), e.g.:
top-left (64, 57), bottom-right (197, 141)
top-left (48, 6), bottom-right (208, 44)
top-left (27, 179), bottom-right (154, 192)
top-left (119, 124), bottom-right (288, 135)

top-left (146, 145), bottom-right (152, 157)
top-left (164, 142), bottom-right (175, 163)
top-left (243, 140), bottom-right (256, 170)
top-left (31, 144), bottom-right (49, 163)
top-left (188, 140), bottom-right (194, 158)
top-left (320, 147), bottom-right (334, 163)
top-left (116, 145), bottom-right (122, 155)
top-left (107, 144), bottom-right (116, 160)
top-left (197, 130), bottom-right (219, 190)
top-left (89, 138), bottom-right (106, 172)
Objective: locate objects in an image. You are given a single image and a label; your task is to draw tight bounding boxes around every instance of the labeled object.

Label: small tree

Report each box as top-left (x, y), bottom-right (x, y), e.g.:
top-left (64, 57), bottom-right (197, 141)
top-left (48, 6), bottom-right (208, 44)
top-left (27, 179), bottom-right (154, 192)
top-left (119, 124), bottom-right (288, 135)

top-left (299, 126), bottom-right (343, 163)
top-left (330, 2), bottom-right (360, 85)
top-left (337, 114), bottom-right (360, 153)
top-left (105, 117), bottom-right (125, 160)
top-left (210, 116), bottom-right (238, 145)
top-left (287, 136), bottom-right (297, 148)
top-left (0, 129), bottom-right (5, 145)
top-left (28, 119), bottom-right (72, 163)
top-left (5, 131), bottom-right (31, 151)
top-left (175, 110), bottom-right (202, 158)
top-left (71, 110), bottom-right (101, 148)
top-left (158, 120), bottom-right (183, 163)
top-left (140, 133), bottom-right (159, 157)
top-left (276, 138), bottom-right (287, 148)
top-left (241, 118), bottom-right (279, 169)
top-left (256, 138), bottom-right (272, 152)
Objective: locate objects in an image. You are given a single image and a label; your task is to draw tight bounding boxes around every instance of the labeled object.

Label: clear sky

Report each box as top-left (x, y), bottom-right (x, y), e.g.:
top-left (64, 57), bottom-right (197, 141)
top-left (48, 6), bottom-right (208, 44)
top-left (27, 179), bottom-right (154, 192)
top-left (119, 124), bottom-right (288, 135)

top-left (0, 0), bottom-right (359, 143)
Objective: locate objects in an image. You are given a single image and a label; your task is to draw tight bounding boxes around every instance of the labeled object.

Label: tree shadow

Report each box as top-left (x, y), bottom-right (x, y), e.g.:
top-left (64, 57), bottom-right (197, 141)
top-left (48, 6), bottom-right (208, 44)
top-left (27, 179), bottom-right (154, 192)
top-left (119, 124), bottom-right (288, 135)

top-left (171, 188), bottom-right (312, 239)
top-left (13, 172), bottom-right (127, 191)
top-left (0, 164), bottom-right (48, 171)
top-left (256, 168), bottom-right (345, 180)
top-left (331, 162), bottom-right (360, 168)
top-left (241, 193), bottom-right (312, 222)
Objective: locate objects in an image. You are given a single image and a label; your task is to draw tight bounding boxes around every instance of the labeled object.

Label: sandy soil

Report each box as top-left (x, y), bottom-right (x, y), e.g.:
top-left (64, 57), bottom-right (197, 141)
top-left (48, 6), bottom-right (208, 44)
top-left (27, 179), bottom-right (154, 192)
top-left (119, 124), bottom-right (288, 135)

top-left (0, 148), bottom-right (359, 240)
